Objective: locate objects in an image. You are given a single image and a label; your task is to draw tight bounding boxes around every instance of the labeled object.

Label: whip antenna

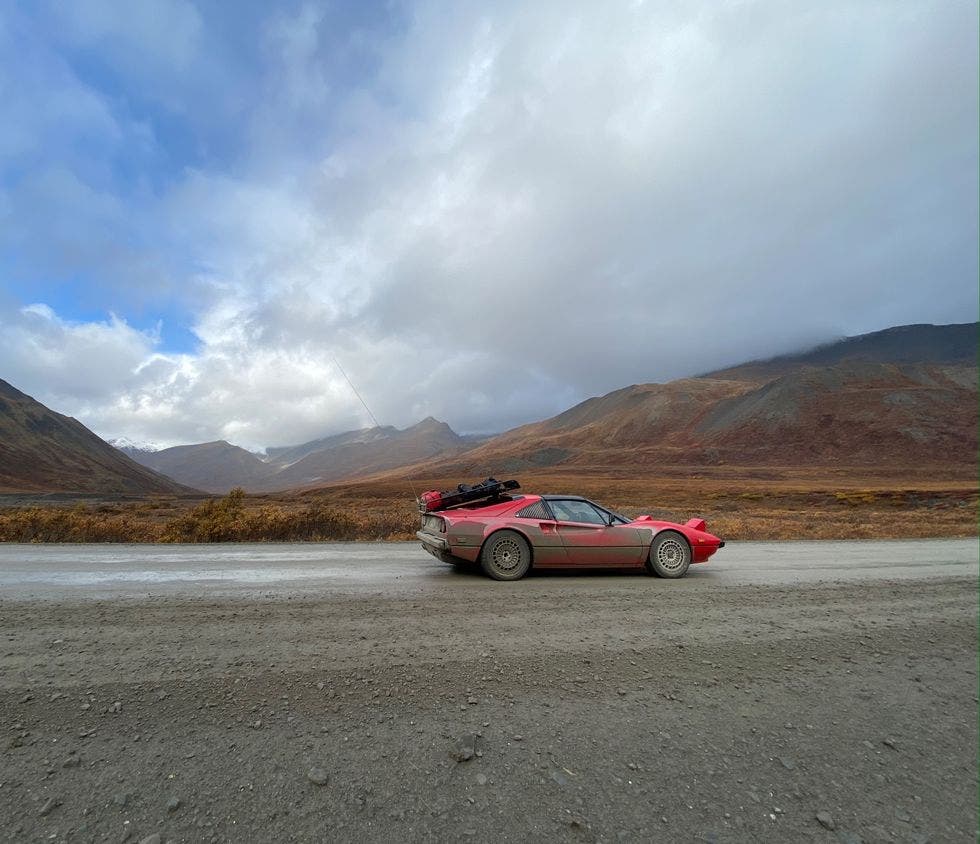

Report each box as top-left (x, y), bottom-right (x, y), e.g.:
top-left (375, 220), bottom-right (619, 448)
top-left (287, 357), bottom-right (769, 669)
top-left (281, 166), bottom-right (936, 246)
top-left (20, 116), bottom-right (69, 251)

top-left (331, 355), bottom-right (382, 430)
top-left (331, 355), bottom-right (421, 501)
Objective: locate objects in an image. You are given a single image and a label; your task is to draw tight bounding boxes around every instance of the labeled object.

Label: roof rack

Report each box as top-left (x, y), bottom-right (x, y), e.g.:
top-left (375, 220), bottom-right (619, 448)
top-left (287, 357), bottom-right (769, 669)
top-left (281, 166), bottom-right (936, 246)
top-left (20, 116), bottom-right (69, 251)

top-left (419, 477), bottom-right (520, 513)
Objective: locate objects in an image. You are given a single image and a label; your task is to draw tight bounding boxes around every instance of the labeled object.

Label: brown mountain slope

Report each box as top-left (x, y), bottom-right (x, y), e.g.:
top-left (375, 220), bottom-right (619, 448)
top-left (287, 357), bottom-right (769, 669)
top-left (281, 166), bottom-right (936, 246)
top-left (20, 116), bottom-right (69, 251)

top-left (693, 362), bottom-right (977, 465)
top-left (430, 378), bottom-right (754, 474)
top-left (265, 426), bottom-right (399, 467)
top-left (254, 417), bottom-right (467, 492)
top-left (705, 321), bottom-right (977, 382)
top-left (133, 441), bottom-right (276, 494)
top-left (0, 379), bottom-right (194, 494)
top-left (124, 417), bottom-right (471, 493)
top-left (379, 327), bottom-right (977, 481)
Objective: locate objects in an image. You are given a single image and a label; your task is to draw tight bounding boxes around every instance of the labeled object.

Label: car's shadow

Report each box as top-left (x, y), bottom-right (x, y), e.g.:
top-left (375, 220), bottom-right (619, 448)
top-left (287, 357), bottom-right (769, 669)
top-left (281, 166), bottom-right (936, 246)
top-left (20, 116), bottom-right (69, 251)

top-left (439, 562), bottom-right (715, 580)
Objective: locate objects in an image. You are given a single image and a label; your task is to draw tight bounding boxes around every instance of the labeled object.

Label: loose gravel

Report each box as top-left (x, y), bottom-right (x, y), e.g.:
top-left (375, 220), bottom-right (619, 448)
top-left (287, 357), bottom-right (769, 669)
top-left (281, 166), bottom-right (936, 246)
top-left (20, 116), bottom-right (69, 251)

top-left (0, 569), bottom-right (976, 842)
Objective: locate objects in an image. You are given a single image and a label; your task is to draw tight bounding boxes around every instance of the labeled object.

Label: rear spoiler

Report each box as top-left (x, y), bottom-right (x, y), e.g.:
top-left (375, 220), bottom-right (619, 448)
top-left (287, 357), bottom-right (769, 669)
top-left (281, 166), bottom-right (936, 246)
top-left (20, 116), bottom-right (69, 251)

top-left (419, 478), bottom-right (520, 513)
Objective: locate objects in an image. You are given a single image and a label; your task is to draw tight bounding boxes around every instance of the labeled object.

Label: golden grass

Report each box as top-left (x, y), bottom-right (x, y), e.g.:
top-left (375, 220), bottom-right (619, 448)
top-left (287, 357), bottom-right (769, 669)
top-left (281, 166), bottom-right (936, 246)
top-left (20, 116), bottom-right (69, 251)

top-left (0, 488), bottom-right (407, 543)
top-left (0, 467), bottom-right (975, 543)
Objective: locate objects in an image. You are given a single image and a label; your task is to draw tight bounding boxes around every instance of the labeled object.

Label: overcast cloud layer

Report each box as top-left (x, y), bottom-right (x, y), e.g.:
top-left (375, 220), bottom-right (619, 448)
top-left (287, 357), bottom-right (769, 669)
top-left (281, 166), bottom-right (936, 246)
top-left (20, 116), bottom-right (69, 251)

top-left (0, 0), bottom-right (977, 449)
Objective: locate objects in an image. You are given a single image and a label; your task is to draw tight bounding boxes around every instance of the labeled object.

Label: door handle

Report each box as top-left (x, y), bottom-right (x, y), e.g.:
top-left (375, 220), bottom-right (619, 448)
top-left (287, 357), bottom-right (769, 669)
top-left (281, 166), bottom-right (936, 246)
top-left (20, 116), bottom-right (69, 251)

top-left (539, 522), bottom-right (555, 533)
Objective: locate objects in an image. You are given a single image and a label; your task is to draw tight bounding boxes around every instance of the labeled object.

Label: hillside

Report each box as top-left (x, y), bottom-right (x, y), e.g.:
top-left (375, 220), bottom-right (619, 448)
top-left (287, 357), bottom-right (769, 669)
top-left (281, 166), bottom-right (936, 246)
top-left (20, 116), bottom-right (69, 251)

top-left (382, 323), bottom-right (978, 479)
top-left (0, 379), bottom-right (194, 494)
top-left (694, 362), bottom-right (977, 465)
top-left (265, 426), bottom-right (398, 466)
top-left (133, 441), bottom-right (276, 494)
top-left (705, 322), bottom-right (977, 381)
top-left (254, 417), bottom-right (466, 492)
top-left (433, 378), bottom-right (755, 473)
top-left (124, 417), bottom-right (471, 493)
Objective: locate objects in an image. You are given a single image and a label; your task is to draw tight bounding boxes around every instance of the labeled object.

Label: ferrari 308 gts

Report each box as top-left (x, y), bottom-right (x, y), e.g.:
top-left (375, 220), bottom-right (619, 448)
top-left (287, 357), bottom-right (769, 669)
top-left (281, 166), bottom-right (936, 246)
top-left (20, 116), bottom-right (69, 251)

top-left (415, 478), bottom-right (724, 580)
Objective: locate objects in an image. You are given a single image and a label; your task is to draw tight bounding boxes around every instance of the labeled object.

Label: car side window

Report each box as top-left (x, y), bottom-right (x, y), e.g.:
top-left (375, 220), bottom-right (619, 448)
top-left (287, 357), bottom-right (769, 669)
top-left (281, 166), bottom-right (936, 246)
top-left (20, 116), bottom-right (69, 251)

top-left (549, 500), bottom-right (608, 525)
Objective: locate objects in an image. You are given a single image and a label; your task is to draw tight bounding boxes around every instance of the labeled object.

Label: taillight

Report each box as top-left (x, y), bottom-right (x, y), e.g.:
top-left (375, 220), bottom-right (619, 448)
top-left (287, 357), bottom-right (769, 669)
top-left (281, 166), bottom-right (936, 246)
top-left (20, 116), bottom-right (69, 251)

top-left (424, 514), bottom-right (447, 533)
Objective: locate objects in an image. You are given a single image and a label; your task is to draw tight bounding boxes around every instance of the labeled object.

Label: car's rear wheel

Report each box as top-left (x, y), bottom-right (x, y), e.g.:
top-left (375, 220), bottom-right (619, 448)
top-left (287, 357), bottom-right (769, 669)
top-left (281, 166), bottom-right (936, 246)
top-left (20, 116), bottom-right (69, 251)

top-left (480, 531), bottom-right (531, 581)
top-left (647, 531), bottom-right (691, 578)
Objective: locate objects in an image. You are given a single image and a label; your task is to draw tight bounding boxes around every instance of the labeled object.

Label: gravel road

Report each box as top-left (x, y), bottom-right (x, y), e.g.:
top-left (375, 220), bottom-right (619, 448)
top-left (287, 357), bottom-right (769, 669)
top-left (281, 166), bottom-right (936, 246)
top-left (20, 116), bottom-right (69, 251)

top-left (0, 540), bottom-right (976, 842)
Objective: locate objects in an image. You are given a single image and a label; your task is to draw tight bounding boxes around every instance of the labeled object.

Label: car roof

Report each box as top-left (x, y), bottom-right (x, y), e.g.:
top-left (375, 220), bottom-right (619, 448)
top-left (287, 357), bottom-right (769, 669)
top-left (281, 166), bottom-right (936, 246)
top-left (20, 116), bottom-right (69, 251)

top-left (541, 495), bottom-right (589, 502)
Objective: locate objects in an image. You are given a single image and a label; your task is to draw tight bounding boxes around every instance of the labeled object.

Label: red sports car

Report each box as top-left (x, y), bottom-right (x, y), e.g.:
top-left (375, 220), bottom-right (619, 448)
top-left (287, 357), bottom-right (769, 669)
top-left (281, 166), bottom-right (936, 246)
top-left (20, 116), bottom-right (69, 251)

top-left (415, 478), bottom-right (724, 580)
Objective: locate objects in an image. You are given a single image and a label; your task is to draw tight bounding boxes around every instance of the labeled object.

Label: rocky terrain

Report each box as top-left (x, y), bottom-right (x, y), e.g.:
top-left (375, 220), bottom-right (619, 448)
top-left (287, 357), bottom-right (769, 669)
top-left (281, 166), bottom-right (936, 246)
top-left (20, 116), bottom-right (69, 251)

top-left (1, 562), bottom-right (975, 842)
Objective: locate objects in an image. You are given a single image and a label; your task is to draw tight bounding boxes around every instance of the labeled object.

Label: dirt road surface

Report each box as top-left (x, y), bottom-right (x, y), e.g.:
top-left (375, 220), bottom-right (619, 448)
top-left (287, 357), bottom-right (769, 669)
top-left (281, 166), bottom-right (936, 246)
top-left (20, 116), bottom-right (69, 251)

top-left (1, 540), bottom-right (976, 843)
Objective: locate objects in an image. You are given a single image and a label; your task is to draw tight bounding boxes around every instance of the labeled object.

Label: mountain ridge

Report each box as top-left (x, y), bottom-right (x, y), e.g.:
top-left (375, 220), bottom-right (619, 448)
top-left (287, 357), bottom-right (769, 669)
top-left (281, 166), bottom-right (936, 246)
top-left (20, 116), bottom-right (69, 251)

top-left (370, 323), bottom-right (978, 481)
top-left (0, 380), bottom-right (196, 494)
top-left (703, 321), bottom-right (977, 382)
top-left (123, 418), bottom-right (471, 493)
top-left (6, 321), bottom-right (968, 495)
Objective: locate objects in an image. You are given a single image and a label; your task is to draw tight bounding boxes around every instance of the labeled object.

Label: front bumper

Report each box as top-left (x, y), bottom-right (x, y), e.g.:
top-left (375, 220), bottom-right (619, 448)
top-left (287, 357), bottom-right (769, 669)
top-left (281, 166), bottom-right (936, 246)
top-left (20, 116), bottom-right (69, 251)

top-left (692, 539), bottom-right (725, 564)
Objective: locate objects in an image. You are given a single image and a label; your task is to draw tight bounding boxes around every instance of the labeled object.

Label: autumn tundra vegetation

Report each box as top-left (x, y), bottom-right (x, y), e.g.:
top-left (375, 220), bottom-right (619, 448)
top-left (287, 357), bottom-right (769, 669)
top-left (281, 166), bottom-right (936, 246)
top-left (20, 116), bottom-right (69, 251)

top-left (0, 466), bottom-right (974, 543)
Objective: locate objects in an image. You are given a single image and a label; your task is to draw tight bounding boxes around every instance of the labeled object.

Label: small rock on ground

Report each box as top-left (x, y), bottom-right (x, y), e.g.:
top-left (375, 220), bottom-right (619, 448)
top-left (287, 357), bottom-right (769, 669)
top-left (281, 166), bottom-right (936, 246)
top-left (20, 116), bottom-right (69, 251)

top-left (307, 766), bottom-right (330, 786)
top-left (816, 811), bottom-right (835, 830)
top-left (452, 734), bottom-right (479, 763)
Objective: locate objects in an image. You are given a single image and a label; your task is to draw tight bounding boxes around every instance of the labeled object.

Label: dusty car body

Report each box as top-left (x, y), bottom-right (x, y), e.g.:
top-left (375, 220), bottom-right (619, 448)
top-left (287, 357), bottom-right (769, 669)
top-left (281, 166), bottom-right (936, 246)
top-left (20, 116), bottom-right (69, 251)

top-left (416, 489), bottom-right (724, 581)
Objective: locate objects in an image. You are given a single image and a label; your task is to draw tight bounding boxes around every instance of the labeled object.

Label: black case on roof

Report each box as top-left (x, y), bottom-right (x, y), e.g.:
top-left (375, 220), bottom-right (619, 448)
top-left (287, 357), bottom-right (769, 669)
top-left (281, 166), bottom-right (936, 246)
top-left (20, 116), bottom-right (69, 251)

top-left (419, 477), bottom-right (520, 512)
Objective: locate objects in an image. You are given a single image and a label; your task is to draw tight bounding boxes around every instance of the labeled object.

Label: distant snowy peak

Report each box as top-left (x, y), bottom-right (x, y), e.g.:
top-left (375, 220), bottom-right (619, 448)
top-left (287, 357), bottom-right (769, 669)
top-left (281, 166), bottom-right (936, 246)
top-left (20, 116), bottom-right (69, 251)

top-left (109, 437), bottom-right (163, 456)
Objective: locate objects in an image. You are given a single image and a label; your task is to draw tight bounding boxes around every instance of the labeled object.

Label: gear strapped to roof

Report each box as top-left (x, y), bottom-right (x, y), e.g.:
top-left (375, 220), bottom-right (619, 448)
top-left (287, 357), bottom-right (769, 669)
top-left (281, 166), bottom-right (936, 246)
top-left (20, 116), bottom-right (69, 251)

top-left (419, 477), bottom-right (521, 513)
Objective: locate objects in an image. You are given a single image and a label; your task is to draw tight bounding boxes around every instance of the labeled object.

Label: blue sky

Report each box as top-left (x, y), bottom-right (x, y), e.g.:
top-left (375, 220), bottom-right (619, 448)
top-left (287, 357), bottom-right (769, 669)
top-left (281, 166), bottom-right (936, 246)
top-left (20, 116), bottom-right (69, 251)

top-left (1, 0), bottom-right (404, 352)
top-left (0, 0), bottom-right (977, 448)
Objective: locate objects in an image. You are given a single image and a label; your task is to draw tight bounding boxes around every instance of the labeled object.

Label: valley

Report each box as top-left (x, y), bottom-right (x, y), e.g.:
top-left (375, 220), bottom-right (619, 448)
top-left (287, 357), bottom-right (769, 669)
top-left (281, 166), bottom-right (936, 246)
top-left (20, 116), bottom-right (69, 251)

top-left (0, 322), bottom-right (975, 543)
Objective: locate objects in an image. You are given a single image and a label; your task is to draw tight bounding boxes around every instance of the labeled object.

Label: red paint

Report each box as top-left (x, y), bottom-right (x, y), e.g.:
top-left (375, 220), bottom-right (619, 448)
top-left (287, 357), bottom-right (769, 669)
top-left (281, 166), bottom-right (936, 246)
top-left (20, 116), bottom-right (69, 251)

top-left (419, 490), bottom-right (445, 511)
top-left (425, 494), bottom-right (724, 570)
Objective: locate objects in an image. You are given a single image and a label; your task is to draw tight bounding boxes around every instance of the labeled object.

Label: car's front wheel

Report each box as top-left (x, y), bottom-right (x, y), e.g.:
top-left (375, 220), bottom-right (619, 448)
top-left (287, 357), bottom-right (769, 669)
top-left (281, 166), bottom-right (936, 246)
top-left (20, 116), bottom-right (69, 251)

top-left (480, 530), bottom-right (531, 581)
top-left (647, 531), bottom-right (691, 578)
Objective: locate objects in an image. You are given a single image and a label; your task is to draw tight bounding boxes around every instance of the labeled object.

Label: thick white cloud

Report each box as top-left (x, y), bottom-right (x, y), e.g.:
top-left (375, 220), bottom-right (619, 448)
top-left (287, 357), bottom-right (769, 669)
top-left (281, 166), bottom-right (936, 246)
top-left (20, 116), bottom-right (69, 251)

top-left (1, 0), bottom-right (977, 448)
top-left (0, 305), bottom-right (160, 403)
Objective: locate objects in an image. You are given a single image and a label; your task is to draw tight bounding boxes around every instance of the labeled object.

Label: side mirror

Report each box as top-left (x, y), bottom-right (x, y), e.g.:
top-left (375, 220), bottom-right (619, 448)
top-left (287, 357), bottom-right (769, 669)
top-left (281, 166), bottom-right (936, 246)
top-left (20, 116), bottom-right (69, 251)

top-left (607, 513), bottom-right (617, 526)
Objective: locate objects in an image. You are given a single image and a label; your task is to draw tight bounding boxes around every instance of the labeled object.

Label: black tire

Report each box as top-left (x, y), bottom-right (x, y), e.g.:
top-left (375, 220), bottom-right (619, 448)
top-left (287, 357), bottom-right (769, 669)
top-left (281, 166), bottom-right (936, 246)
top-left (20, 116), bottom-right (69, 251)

top-left (647, 531), bottom-right (691, 578)
top-left (479, 531), bottom-right (532, 581)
